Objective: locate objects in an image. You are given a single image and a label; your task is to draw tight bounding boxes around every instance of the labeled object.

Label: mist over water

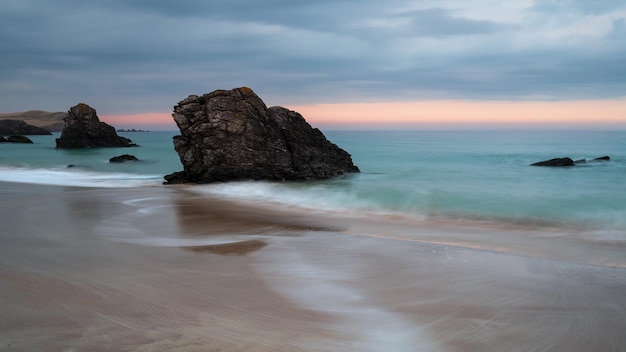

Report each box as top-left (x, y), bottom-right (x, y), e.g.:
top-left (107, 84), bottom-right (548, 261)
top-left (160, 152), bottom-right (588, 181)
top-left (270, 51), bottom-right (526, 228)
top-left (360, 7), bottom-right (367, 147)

top-left (2, 129), bottom-right (626, 351)
top-left (1, 130), bottom-right (625, 238)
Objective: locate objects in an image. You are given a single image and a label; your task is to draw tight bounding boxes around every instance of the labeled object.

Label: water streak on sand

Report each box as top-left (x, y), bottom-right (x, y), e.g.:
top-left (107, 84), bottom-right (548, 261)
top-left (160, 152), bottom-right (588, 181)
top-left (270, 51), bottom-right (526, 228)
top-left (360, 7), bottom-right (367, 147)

top-left (2, 183), bottom-right (626, 351)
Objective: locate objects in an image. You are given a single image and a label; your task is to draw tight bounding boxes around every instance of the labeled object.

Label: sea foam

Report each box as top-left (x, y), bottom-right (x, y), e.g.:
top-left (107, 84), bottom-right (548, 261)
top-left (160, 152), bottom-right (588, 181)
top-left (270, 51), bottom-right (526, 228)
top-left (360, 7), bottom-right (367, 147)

top-left (0, 166), bottom-right (162, 188)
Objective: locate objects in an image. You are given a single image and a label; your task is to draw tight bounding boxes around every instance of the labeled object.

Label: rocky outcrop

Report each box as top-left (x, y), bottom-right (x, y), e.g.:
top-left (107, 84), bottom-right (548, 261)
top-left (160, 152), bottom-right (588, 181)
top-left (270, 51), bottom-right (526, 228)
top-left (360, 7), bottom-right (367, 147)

top-left (164, 87), bottom-right (359, 184)
top-left (5, 135), bottom-right (34, 143)
top-left (532, 156), bottom-right (610, 167)
top-left (109, 154), bottom-right (139, 163)
top-left (0, 119), bottom-right (52, 135)
top-left (56, 103), bottom-right (138, 148)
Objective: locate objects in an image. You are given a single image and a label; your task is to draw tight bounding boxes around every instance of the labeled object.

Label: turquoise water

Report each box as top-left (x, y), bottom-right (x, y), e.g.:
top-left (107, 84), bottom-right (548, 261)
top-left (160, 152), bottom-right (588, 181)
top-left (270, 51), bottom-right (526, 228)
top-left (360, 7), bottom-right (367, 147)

top-left (1, 130), bottom-right (625, 237)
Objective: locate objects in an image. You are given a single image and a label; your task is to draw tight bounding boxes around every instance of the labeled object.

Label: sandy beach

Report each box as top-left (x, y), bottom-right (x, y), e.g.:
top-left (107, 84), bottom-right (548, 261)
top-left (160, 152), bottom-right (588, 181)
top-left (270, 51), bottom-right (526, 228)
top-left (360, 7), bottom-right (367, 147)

top-left (1, 181), bottom-right (625, 351)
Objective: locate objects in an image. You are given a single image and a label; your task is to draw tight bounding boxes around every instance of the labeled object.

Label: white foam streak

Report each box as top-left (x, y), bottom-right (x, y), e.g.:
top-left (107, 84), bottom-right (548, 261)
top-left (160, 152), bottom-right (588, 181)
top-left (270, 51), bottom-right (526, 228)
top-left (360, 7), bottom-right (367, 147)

top-left (191, 181), bottom-right (376, 214)
top-left (0, 167), bottom-right (162, 188)
top-left (254, 244), bottom-right (442, 352)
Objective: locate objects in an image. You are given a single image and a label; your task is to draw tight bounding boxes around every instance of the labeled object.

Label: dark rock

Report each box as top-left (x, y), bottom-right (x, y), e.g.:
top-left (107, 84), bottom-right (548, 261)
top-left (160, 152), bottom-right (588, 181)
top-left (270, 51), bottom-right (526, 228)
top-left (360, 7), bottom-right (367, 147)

top-left (163, 171), bottom-right (189, 184)
top-left (531, 157), bottom-right (575, 167)
top-left (0, 119), bottom-right (52, 135)
top-left (0, 136), bottom-right (7, 143)
top-left (67, 164), bottom-right (76, 168)
top-left (165, 87), bottom-right (359, 184)
top-left (6, 135), bottom-right (34, 143)
top-left (56, 103), bottom-right (138, 148)
top-left (109, 154), bottom-right (139, 163)
top-left (592, 156), bottom-right (610, 162)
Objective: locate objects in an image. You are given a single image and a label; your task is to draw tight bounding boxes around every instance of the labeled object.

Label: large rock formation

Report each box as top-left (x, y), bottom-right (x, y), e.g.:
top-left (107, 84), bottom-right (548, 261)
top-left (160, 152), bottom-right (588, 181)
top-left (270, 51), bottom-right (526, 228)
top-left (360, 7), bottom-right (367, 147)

top-left (56, 103), bottom-right (137, 148)
top-left (0, 119), bottom-right (52, 135)
top-left (164, 87), bottom-right (359, 184)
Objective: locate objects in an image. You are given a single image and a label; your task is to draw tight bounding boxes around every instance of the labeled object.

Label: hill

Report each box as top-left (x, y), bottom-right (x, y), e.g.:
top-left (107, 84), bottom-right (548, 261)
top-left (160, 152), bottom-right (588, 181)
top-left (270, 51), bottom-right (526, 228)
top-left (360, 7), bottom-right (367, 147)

top-left (0, 110), bottom-right (66, 132)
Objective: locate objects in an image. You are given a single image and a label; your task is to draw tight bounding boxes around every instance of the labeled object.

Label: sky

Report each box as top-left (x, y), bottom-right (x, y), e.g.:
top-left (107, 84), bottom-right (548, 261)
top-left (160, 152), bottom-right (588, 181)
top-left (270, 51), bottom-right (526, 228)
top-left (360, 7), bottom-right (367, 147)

top-left (1, 0), bottom-right (625, 130)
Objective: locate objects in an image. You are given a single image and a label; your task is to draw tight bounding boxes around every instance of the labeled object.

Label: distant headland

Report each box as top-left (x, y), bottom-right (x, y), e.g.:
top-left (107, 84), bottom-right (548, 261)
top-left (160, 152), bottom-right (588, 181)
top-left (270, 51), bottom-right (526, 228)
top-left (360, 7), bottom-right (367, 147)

top-left (0, 110), bottom-right (66, 132)
top-left (116, 128), bottom-right (150, 132)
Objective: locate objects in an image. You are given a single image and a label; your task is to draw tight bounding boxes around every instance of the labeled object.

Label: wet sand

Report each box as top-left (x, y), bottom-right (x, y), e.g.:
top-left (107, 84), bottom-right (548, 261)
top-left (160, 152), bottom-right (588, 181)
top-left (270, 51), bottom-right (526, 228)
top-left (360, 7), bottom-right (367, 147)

top-left (1, 181), bottom-right (625, 351)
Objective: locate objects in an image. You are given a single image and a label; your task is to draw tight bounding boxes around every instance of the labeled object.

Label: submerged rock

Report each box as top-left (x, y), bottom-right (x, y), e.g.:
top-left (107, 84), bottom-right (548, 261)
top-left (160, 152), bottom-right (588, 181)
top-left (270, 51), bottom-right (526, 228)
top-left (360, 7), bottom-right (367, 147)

top-left (592, 156), bottom-right (610, 162)
top-left (109, 154), bottom-right (139, 163)
top-left (165, 87), bottom-right (359, 184)
top-left (532, 156), bottom-right (610, 167)
top-left (6, 135), bottom-right (34, 144)
top-left (56, 103), bottom-right (138, 148)
top-left (0, 119), bottom-right (52, 135)
top-left (531, 157), bottom-right (575, 167)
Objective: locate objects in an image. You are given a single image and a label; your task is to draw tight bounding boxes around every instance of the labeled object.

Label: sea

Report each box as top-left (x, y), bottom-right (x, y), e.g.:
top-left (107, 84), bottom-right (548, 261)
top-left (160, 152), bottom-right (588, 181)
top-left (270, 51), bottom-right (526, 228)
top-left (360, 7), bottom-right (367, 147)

top-left (1, 130), bottom-right (625, 240)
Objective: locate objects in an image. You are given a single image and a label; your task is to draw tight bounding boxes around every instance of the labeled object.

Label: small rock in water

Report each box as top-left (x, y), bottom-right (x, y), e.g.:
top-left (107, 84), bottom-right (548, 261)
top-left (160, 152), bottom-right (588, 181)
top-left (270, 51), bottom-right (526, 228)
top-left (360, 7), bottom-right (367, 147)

top-left (109, 154), bottom-right (139, 163)
top-left (6, 135), bottom-right (34, 144)
top-left (592, 156), bottom-right (610, 162)
top-left (531, 157), bottom-right (574, 167)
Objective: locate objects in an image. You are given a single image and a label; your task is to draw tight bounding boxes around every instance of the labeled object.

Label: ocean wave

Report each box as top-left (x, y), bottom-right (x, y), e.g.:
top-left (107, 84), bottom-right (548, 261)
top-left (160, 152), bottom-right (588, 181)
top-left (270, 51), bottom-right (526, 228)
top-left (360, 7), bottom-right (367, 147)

top-left (0, 166), bottom-right (163, 188)
top-left (188, 179), bottom-right (626, 243)
top-left (190, 180), bottom-right (398, 216)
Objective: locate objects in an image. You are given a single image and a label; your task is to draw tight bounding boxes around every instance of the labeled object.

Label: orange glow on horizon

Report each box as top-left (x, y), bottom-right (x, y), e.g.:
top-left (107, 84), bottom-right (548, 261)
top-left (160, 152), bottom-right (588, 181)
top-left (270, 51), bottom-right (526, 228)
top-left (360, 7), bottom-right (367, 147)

top-left (101, 112), bottom-right (175, 129)
top-left (287, 99), bottom-right (626, 128)
top-left (100, 99), bottom-right (626, 130)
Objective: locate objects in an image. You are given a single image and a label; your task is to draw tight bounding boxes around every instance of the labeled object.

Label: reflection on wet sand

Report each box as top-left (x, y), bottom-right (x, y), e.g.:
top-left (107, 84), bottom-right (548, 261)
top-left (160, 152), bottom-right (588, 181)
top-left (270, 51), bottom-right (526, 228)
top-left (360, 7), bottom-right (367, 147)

top-left (173, 191), bottom-right (343, 236)
top-left (181, 239), bottom-right (267, 255)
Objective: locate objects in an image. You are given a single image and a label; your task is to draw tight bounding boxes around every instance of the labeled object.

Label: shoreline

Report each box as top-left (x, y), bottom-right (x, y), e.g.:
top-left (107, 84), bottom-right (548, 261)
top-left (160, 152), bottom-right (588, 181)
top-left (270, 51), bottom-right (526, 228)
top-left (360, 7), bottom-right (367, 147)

top-left (1, 181), bottom-right (626, 351)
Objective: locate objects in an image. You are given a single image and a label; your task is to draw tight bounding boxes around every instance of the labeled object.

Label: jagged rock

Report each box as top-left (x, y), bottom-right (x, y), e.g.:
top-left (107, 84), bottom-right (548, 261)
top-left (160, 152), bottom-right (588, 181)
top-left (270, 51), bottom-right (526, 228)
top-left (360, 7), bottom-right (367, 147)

top-left (56, 103), bottom-right (138, 148)
top-left (531, 157), bottom-right (575, 167)
top-left (6, 135), bottom-right (34, 143)
top-left (109, 154), bottom-right (139, 163)
top-left (0, 119), bottom-right (52, 135)
top-left (0, 136), bottom-right (7, 143)
top-left (165, 87), bottom-right (359, 184)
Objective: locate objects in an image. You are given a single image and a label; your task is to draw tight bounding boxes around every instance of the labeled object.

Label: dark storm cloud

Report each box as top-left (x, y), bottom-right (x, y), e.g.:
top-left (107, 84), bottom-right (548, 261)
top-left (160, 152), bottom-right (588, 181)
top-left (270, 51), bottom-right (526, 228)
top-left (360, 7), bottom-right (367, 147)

top-left (1, 0), bottom-right (625, 113)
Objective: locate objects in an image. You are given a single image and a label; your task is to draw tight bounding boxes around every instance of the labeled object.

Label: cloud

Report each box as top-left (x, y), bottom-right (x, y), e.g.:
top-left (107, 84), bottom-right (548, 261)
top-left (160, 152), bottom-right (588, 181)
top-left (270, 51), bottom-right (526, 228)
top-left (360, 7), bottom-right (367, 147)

top-left (0, 0), bottom-right (625, 114)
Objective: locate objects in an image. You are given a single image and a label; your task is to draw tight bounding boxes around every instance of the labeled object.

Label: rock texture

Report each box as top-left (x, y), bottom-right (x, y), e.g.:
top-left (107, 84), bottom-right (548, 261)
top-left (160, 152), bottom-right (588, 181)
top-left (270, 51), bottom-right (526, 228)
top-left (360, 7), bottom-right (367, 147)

top-left (56, 103), bottom-right (137, 148)
top-left (0, 119), bottom-right (52, 135)
top-left (165, 87), bottom-right (359, 184)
